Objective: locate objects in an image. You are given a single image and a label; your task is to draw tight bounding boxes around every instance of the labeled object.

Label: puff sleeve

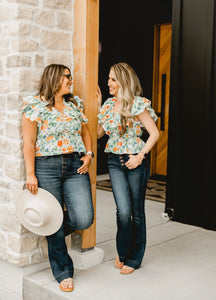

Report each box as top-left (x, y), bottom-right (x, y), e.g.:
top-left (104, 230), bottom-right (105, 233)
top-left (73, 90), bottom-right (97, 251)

top-left (22, 96), bottom-right (43, 123)
top-left (97, 98), bottom-right (114, 124)
top-left (131, 96), bottom-right (158, 122)
top-left (78, 109), bottom-right (88, 124)
top-left (74, 95), bottom-right (85, 111)
top-left (65, 99), bottom-right (88, 125)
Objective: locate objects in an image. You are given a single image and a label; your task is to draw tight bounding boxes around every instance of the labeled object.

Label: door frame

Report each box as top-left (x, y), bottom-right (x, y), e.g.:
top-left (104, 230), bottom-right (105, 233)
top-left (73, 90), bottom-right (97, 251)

top-left (151, 23), bottom-right (172, 179)
top-left (151, 24), bottom-right (160, 176)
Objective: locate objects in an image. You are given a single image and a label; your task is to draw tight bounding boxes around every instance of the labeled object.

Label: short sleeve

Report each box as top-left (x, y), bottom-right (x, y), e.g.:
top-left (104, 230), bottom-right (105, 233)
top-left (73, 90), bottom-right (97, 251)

top-left (131, 96), bottom-right (158, 122)
top-left (97, 98), bottom-right (114, 125)
top-left (73, 95), bottom-right (88, 123)
top-left (74, 95), bottom-right (85, 111)
top-left (22, 96), bottom-right (43, 123)
top-left (79, 110), bottom-right (88, 124)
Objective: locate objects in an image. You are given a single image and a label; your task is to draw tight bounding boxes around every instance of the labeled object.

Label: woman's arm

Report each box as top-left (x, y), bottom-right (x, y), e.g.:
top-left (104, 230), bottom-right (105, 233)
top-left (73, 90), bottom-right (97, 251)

top-left (97, 124), bottom-right (106, 139)
top-left (96, 85), bottom-right (106, 139)
top-left (81, 123), bottom-right (93, 153)
top-left (22, 115), bottom-right (38, 194)
top-left (125, 109), bottom-right (159, 169)
top-left (137, 109), bottom-right (160, 156)
top-left (78, 123), bottom-right (93, 174)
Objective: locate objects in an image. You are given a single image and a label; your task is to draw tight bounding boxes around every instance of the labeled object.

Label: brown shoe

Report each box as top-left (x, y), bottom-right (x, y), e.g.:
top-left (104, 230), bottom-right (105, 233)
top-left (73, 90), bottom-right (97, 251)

top-left (114, 256), bottom-right (124, 269)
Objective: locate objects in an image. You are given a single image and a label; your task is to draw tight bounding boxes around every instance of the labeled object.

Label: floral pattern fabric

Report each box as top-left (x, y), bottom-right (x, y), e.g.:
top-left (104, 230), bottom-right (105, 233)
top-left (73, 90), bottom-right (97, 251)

top-left (98, 96), bottom-right (157, 154)
top-left (22, 95), bottom-right (88, 157)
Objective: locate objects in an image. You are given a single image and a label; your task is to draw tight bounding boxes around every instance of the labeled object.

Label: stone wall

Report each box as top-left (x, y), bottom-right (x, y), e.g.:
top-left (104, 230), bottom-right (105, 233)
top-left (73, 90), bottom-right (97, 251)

top-left (0, 0), bottom-right (74, 267)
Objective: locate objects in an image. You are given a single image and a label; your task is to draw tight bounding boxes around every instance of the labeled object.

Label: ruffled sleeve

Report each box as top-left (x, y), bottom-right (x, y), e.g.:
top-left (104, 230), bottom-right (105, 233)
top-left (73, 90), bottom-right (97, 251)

top-left (74, 95), bottom-right (85, 111)
top-left (131, 96), bottom-right (158, 122)
top-left (73, 95), bottom-right (88, 123)
top-left (22, 96), bottom-right (43, 123)
top-left (65, 99), bottom-right (88, 124)
top-left (97, 98), bottom-right (114, 125)
top-left (78, 109), bottom-right (88, 124)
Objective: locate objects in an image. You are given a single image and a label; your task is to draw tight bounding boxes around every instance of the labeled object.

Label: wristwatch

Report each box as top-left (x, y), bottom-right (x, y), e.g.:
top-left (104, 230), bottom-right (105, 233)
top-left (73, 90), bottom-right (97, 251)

top-left (86, 151), bottom-right (94, 158)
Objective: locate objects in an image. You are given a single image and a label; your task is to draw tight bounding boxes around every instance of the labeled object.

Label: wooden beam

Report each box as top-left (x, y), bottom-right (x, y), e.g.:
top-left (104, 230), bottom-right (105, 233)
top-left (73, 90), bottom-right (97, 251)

top-left (73, 0), bottom-right (99, 249)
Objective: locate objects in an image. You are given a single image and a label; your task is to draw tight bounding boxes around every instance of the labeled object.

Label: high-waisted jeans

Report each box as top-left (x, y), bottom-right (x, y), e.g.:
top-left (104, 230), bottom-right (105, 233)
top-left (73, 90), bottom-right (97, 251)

top-left (108, 153), bottom-right (150, 269)
top-left (35, 152), bottom-right (94, 283)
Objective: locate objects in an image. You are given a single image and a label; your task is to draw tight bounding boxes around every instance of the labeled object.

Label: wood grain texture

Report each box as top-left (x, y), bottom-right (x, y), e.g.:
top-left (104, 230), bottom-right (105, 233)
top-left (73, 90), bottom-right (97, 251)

top-left (73, 0), bottom-right (99, 249)
top-left (152, 24), bottom-right (172, 176)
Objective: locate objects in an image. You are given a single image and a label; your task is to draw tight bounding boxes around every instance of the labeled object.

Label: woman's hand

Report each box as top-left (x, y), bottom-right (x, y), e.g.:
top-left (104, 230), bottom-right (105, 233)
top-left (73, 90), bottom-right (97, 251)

top-left (125, 153), bottom-right (144, 169)
top-left (77, 155), bottom-right (92, 174)
top-left (26, 174), bottom-right (38, 194)
top-left (96, 85), bottom-right (102, 112)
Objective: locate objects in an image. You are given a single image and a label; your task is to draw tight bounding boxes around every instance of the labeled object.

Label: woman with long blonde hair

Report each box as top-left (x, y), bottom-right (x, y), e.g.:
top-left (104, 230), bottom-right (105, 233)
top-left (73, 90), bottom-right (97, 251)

top-left (97, 62), bottom-right (159, 274)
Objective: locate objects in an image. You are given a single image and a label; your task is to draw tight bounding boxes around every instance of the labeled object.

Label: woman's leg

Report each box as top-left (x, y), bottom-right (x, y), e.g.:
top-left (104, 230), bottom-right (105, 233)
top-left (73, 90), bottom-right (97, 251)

top-left (125, 159), bottom-right (150, 269)
top-left (35, 156), bottom-right (74, 283)
top-left (62, 153), bottom-right (94, 232)
top-left (108, 154), bottom-right (132, 263)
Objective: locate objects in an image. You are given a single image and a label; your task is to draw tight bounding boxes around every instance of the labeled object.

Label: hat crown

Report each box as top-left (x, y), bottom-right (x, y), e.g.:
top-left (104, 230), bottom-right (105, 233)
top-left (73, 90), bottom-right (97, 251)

top-left (24, 200), bottom-right (51, 227)
top-left (16, 188), bottom-right (63, 236)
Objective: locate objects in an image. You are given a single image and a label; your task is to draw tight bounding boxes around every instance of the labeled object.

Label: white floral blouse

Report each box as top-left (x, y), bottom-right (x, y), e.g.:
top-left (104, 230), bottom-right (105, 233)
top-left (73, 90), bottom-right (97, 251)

top-left (97, 96), bottom-right (157, 154)
top-left (22, 95), bottom-right (88, 157)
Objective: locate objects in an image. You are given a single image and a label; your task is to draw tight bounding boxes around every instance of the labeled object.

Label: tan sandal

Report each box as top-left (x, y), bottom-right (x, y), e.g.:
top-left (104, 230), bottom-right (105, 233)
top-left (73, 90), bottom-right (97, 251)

top-left (60, 278), bottom-right (74, 292)
top-left (114, 256), bottom-right (124, 269)
top-left (120, 265), bottom-right (135, 275)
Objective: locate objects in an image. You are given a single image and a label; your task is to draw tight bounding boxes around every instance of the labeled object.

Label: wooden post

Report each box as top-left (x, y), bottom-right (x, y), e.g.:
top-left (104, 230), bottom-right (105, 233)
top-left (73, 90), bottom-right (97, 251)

top-left (73, 0), bottom-right (99, 249)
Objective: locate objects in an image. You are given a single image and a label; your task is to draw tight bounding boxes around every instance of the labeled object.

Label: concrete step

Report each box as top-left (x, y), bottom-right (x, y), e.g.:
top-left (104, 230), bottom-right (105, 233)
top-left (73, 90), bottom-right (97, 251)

top-left (23, 268), bottom-right (72, 300)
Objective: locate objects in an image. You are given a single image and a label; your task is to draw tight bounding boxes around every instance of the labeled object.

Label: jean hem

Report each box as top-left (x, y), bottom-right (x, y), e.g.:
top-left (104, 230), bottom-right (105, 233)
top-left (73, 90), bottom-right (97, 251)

top-left (119, 255), bottom-right (126, 263)
top-left (124, 259), bottom-right (141, 269)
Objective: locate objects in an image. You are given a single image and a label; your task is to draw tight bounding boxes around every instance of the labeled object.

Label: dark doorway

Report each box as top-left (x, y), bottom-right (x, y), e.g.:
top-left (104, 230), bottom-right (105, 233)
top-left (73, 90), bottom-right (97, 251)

top-left (97, 0), bottom-right (173, 174)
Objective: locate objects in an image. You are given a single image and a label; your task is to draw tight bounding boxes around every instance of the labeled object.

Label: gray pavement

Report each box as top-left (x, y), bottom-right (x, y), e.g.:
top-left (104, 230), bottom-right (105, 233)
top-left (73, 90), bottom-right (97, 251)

top-left (23, 175), bottom-right (216, 300)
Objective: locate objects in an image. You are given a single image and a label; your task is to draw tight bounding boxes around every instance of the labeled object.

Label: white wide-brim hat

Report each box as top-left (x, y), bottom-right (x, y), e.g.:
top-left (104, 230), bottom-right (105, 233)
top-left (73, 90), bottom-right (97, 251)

top-left (16, 188), bottom-right (63, 236)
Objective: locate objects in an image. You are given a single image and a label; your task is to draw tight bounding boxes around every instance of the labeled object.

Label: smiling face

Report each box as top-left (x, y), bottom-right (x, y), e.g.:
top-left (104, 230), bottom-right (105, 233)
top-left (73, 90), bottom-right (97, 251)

top-left (58, 68), bottom-right (73, 96)
top-left (108, 68), bottom-right (119, 97)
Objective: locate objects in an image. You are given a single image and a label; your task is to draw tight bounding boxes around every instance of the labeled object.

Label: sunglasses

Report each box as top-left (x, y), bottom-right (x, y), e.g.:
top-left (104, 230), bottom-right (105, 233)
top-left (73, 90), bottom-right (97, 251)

top-left (63, 74), bottom-right (73, 81)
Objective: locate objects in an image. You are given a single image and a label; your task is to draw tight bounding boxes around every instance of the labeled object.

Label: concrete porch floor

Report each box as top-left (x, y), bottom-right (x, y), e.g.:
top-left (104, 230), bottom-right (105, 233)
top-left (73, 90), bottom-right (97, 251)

top-left (23, 175), bottom-right (216, 300)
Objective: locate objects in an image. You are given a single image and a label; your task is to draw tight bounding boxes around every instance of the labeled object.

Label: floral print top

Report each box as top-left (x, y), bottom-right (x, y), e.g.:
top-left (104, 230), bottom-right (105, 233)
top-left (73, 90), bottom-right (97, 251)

top-left (98, 96), bottom-right (157, 154)
top-left (22, 95), bottom-right (88, 157)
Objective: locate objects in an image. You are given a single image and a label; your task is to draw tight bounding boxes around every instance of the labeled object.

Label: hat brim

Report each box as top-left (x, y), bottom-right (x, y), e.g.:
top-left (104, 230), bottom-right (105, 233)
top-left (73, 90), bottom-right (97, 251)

top-left (16, 188), bottom-right (63, 236)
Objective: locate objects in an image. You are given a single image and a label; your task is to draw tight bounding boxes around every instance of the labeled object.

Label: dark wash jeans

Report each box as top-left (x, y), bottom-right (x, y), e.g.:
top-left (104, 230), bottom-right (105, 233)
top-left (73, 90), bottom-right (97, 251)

top-left (35, 152), bottom-right (94, 283)
top-left (108, 153), bottom-right (150, 269)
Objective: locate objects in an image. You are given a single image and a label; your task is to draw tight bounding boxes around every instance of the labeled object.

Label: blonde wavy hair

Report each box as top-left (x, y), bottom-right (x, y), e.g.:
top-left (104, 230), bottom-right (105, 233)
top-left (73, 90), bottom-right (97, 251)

top-left (38, 64), bottom-right (77, 108)
top-left (111, 62), bottom-right (143, 135)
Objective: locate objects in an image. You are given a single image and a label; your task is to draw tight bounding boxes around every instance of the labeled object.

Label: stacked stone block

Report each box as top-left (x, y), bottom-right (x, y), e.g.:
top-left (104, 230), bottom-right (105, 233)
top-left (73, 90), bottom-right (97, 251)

top-left (0, 0), bottom-right (74, 267)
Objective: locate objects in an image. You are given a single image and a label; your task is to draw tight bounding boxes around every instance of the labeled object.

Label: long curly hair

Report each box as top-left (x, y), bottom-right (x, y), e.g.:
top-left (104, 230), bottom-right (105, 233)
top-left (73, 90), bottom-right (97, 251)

top-left (38, 64), bottom-right (77, 107)
top-left (111, 62), bottom-right (143, 135)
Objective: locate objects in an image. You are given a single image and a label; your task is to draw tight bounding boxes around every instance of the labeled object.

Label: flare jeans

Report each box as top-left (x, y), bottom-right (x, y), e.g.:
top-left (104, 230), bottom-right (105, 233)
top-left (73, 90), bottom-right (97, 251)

top-left (35, 152), bottom-right (94, 283)
top-left (108, 153), bottom-right (149, 269)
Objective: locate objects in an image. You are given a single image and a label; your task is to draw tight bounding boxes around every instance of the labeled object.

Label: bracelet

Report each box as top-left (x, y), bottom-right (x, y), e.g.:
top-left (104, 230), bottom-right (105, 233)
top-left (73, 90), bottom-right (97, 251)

top-left (86, 151), bottom-right (94, 158)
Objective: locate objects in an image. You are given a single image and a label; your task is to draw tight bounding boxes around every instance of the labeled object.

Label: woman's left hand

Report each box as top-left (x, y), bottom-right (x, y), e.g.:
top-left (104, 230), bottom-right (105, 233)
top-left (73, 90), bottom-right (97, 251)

top-left (77, 155), bottom-right (92, 174)
top-left (125, 154), bottom-right (144, 169)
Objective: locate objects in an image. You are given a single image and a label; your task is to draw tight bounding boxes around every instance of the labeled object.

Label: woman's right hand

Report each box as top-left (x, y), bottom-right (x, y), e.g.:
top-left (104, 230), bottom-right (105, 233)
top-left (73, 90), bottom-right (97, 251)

top-left (96, 85), bottom-right (102, 112)
top-left (26, 174), bottom-right (38, 194)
